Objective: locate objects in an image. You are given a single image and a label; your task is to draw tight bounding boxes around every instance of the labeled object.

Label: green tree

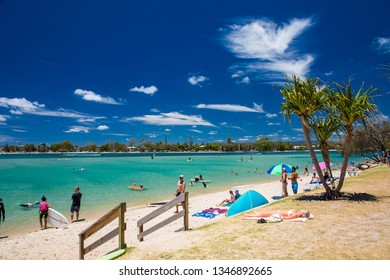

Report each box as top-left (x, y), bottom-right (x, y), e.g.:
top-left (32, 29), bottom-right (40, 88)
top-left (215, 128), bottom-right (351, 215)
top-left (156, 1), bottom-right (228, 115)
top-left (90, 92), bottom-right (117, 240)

top-left (330, 80), bottom-right (378, 193)
top-left (280, 75), bottom-right (331, 196)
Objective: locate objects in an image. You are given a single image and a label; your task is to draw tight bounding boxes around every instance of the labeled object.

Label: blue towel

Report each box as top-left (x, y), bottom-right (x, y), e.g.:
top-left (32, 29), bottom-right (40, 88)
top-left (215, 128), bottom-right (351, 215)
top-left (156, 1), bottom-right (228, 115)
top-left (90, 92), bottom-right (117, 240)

top-left (192, 212), bottom-right (216, 219)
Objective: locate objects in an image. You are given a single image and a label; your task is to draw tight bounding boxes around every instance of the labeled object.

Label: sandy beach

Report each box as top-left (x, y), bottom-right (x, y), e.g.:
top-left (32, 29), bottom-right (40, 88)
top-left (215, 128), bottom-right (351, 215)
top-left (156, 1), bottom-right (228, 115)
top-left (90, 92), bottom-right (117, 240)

top-left (0, 171), bottom-right (330, 260)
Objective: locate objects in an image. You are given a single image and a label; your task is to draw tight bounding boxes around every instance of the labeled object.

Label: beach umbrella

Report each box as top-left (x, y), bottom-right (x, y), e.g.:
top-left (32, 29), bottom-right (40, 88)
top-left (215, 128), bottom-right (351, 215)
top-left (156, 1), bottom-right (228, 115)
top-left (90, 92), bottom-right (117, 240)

top-left (312, 161), bottom-right (333, 170)
top-left (267, 163), bottom-right (293, 175)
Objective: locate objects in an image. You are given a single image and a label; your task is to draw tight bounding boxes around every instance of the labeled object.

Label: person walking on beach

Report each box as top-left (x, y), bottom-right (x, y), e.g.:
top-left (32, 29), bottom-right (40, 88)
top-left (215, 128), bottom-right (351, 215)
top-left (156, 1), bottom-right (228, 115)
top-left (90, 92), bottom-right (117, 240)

top-left (0, 198), bottom-right (5, 224)
top-left (39, 196), bottom-right (51, 230)
top-left (70, 186), bottom-right (82, 222)
top-left (289, 166), bottom-right (299, 194)
top-left (280, 168), bottom-right (288, 197)
top-left (175, 175), bottom-right (186, 213)
top-left (303, 164), bottom-right (309, 176)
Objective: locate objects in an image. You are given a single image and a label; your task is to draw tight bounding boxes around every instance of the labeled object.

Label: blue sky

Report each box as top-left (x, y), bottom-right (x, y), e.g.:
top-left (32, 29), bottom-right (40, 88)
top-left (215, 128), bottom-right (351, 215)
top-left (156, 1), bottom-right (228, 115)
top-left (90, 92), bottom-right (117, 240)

top-left (0, 0), bottom-right (389, 146)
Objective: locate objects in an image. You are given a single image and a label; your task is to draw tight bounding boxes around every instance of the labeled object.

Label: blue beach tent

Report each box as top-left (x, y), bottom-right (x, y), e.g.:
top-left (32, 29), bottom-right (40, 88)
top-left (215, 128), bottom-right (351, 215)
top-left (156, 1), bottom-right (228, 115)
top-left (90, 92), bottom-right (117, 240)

top-left (226, 190), bottom-right (269, 217)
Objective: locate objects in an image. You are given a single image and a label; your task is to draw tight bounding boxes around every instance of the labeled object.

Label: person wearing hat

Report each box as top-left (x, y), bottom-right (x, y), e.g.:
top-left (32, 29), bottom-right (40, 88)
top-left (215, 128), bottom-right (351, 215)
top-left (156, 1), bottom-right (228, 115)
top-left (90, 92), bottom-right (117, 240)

top-left (280, 168), bottom-right (288, 197)
top-left (175, 175), bottom-right (186, 213)
top-left (0, 198), bottom-right (5, 224)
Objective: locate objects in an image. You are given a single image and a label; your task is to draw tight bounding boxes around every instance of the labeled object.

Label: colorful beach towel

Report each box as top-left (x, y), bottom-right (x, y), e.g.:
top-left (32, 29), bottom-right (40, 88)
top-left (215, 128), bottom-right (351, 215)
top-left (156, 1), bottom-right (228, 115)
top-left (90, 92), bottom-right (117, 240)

top-left (202, 208), bottom-right (228, 214)
top-left (192, 212), bottom-right (216, 219)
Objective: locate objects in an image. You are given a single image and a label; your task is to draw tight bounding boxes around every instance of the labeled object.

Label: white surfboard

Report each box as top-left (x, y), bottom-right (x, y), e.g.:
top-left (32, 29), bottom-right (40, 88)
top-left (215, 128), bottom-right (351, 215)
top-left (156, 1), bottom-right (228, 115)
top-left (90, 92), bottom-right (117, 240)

top-left (47, 208), bottom-right (69, 228)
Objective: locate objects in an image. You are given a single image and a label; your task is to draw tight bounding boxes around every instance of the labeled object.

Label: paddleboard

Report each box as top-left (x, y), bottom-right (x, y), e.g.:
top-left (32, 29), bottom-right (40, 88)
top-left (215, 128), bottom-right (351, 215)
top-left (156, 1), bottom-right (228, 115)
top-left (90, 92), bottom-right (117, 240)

top-left (190, 178), bottom-right (211, 183)
top-left (226, 190), bottom-right (269, 217)
top-left (47, 208), bottom-right (69, 228)
top-left (99, 249), bottom-right (126, 260)
top-left (147, 200), bottom-right (169, 207)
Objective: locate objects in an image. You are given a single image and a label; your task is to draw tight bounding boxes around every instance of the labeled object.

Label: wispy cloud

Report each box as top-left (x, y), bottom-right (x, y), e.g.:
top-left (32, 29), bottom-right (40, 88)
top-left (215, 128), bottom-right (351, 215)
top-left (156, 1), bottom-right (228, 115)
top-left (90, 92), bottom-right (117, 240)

top-left (373, 37), bottom-right (390, 54)
top-left (222, 17), bottom-right (315, 82)
top-left (129, 85), bottom-right (158, 95)
top-left (123, 112), bottom-right (215, 126)
top-left (65, 124), bottom-right (109, 133)
top-left (265, 113), bottom-right (278, 118)
top-left (0, 114), bottom-right (8, 123)
top-left (188, 129), bottom-right (203, 134)
top-left (196, 102), bottom-right (264, 113)
top-left (74, 89), bottom-right (122, 105)
top-left (0, 97), bottom-right (93, 119)
top-left (188, 75), bottom-right (207, 86)
top-left (65, 126), bottom-right (91, 133)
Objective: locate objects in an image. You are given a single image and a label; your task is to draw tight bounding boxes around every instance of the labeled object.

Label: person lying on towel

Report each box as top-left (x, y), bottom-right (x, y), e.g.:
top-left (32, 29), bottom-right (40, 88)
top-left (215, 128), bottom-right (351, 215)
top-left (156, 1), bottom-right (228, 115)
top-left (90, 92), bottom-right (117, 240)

top-left (242, 209), bottom-right (310, 221)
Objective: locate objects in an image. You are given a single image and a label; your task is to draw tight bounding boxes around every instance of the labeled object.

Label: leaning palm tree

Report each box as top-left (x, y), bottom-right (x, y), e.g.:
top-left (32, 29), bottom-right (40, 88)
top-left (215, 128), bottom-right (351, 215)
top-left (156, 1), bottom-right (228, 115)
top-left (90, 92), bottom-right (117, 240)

top-left (309, 115), bottom-right (342, 189)
top-left (279, 75), bottom-right (331, 193)
top-left (329, 79), bottom-right (378, 194)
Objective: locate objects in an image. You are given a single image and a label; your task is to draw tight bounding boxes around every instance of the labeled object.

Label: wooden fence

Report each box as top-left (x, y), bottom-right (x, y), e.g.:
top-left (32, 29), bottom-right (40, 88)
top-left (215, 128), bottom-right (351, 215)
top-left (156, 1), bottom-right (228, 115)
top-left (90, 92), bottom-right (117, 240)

top-left (137, 192), bottom-right (189, 241)
top-left (78, 202), bottom-right (126, 260)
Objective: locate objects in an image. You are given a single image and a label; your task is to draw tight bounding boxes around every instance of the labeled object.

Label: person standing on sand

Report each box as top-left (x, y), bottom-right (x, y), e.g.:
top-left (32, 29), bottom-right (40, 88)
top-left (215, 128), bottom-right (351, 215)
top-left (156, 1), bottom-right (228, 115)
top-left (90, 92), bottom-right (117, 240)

top-left (0, 198), bottom-right (5, 224)
top-left (280, 168), bottom-right (288, 197)
top-left (289, 166), bottom-right (299, 194)
top-left (303, 164), bottom-right (309, 176)
top-left (39, 196), bottom-right (51, 230)
top-left (70, 186), bottom-right (82, 222)
top-left (175, 175), bottom-right (186, 213)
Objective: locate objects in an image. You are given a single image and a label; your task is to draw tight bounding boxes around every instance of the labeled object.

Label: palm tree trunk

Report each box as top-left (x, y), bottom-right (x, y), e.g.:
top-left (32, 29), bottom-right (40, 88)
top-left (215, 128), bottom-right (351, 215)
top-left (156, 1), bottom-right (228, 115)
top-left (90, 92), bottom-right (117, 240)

top-left (300, 116), bottom-right (332, 197)
top-left (335, 125), bottom-right (353, 192)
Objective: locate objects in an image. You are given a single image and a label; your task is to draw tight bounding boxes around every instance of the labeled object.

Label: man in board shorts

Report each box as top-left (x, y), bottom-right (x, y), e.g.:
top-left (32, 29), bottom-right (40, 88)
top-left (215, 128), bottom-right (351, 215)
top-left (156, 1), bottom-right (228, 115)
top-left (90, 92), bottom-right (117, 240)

top-left (70, 186), bottom-right (82, 222)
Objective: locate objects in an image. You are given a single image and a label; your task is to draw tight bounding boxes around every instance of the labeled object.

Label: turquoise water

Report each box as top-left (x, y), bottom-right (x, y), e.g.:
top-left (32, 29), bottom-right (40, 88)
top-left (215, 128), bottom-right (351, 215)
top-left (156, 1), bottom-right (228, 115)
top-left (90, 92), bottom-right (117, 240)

top-left (0, 151), bottom-right (362, 235)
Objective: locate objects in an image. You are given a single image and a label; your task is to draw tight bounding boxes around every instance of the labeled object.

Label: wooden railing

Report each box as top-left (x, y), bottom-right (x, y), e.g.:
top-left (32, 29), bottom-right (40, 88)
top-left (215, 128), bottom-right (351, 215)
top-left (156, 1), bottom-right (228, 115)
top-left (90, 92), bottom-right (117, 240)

top-left (78, 202), bottom-right (126, 260)
top-left (137, 192), bottom-right (189, 241)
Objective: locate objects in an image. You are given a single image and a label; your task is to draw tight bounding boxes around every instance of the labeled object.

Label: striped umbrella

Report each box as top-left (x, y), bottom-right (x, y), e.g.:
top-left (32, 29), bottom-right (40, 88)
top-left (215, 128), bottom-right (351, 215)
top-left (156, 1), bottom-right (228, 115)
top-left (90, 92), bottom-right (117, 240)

top-left (267, 163), bottom-right (293, 175)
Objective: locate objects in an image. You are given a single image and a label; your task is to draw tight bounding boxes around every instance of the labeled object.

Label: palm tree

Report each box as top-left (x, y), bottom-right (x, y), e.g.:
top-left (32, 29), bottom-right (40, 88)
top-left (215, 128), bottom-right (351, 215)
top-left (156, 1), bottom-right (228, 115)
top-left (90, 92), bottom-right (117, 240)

top-left (279, 75), bottom-right (331, 193)
top-left (329, 79), bottom-right (378, 193)
top-left (309, 115), bottom-right (342, 189)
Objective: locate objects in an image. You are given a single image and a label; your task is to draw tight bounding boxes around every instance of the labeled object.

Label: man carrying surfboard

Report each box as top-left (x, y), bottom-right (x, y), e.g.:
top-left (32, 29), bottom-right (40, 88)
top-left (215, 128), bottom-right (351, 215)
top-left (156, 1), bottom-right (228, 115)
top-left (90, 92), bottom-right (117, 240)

top-left (70, 186), bottom-right (82, 222)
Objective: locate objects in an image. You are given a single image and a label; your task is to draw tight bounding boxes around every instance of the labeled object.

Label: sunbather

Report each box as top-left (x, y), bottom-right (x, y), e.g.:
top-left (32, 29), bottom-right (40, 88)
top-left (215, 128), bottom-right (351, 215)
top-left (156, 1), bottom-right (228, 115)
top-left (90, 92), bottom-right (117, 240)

top-left (242, 209), bottom-right (310, 221)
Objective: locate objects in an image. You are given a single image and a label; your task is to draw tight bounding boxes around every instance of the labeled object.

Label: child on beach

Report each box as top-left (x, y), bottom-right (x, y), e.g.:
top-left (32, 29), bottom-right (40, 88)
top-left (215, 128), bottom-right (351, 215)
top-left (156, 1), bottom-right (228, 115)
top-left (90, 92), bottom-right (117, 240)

top-left (39, 196), bottom-right (51, 230)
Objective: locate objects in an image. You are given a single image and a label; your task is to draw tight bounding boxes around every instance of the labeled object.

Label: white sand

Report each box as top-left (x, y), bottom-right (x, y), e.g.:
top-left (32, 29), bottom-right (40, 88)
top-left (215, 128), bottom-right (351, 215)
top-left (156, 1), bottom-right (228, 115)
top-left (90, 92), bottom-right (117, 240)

top-left (0, 171), bottom-right (339, 260)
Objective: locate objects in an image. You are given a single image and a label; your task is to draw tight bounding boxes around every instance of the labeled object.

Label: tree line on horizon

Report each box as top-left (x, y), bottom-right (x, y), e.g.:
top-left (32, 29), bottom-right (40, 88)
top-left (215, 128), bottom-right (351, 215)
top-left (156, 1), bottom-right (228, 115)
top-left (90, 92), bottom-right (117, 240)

top-left (1, 121), bottom-right (388, 157)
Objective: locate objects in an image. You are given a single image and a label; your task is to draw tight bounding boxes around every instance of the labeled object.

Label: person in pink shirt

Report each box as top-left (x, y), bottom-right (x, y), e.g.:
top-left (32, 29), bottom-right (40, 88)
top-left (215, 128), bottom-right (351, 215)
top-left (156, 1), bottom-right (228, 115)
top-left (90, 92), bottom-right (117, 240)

top-left (39, 196), bottom-right (51, 230)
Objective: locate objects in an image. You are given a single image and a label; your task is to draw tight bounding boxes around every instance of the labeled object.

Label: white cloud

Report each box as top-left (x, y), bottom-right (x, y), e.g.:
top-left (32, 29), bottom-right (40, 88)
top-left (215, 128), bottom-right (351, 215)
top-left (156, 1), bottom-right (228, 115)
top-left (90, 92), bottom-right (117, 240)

top-left (0, 97), bottom-right (92, 119)
top-left (188, 129), bottom-right (203, 134)
top-left (267, 122), bottom-right (281, 126)
top-left (65, 126), bottom-right (90, 133)
top-left (188, 75), bottom-right (207, 86)
top-left (208, 131), bottom-right (217, 135)
top-left (223, 17), bottom-right (315, 82)
top-left (129, 85), bottom-right (158, 95)
top-left (0, 114), bottom-right (8, 123)
top-left (123, 112), bottom-right (215, 126)
top-left (265, 113), bottom-right (278, 118)
top-left (373, 37), bottom-right (390, 54)
top-left (97, 125), bottom-right (109, 130)
top-left (65, 124), bottom-right (109, 133)
top-left (196, 102), bottom-right (264, 113)
top-left (150, 108), bottom-right (160, 113)
top-left (74, 89), bottom-right (121, 105)
top-left (325, 71), bottom-right (334, 76)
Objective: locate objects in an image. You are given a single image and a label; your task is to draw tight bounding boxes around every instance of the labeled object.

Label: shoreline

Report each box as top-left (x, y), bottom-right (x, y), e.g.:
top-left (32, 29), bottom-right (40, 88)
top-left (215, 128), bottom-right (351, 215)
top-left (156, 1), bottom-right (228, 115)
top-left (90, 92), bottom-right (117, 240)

top-left (0, 170), bottom-right (338, 260)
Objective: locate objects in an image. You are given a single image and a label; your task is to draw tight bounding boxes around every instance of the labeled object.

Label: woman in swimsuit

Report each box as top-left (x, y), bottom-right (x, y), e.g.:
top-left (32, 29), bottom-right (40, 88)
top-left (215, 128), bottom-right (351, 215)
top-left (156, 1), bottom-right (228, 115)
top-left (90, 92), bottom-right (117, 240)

top-left (242, 209), bottom-right (310, 221)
